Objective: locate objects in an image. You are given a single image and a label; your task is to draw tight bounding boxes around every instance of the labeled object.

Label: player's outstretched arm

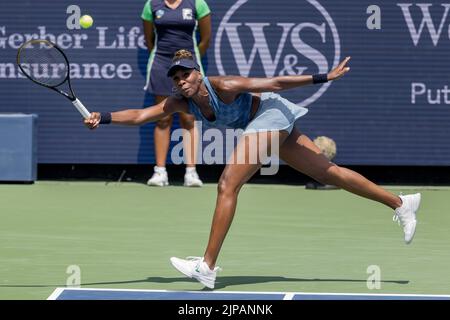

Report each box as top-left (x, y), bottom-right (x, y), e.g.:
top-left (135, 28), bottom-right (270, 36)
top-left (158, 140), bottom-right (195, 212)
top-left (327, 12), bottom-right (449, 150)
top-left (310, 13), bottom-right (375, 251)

top-left (220, 57), bottom-right (351, 93)
top-left (327, 56), bottom-right (351, 81)
top-left (84, 97), bottom-right (187, 129)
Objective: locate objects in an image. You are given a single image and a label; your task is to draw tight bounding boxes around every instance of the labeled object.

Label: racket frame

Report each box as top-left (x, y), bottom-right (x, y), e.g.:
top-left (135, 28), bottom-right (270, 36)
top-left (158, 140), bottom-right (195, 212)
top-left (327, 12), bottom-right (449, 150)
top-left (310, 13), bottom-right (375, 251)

top-left (16, 39), bottom-right (91, 119)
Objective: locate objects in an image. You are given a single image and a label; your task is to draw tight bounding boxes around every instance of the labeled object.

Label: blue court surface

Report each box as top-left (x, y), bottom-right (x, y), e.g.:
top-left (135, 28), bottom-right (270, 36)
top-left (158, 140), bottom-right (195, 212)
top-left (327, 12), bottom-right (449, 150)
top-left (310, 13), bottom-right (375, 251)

top-left (48, 288), bottom-right (450, 300)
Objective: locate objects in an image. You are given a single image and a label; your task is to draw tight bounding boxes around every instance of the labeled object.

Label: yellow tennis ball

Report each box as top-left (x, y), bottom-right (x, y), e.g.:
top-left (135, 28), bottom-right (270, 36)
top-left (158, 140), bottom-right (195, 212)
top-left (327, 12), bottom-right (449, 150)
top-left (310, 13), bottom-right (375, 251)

top-left (79, 15), bottom-right (93, 29)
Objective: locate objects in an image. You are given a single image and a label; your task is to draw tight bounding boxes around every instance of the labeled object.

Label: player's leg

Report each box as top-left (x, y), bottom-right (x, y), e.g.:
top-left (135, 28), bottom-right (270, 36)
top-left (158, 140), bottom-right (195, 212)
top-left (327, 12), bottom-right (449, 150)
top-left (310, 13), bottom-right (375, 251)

top-left (148, 95), bottom-right (171, 186)
top-left (280, 128), bottom-right (400, 208)
top-left (154, 95), bottom-right (172, 167)
top-left (203, 130), bottom-right (289, 268)
top-left (279, 128), bottom-right (420, 243)
top-left (170, 130), bottom-right (289, 288)
top-left (179, 112), bottom-right (203, 187)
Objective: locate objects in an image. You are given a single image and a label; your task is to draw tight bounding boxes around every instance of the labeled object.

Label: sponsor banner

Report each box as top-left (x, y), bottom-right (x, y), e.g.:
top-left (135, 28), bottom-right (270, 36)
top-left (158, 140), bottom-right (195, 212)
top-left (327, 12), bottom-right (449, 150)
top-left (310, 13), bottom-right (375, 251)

top-left (0, 0), bottom-right (449, 165)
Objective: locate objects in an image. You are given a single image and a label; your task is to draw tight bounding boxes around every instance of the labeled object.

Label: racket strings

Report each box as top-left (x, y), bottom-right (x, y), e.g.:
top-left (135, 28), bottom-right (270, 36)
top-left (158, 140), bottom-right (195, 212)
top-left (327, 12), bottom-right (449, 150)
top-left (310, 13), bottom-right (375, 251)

top-left (18, 41), bottom-right (68, 87)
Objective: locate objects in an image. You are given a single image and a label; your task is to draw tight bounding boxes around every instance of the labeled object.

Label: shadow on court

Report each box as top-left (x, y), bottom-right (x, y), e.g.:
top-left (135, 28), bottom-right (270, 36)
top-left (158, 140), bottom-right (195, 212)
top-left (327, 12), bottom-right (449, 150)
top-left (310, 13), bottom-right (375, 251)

top-left (146, 276), bottom-right (410, 290)
top-left (0, 276), bottom-right (409, 290)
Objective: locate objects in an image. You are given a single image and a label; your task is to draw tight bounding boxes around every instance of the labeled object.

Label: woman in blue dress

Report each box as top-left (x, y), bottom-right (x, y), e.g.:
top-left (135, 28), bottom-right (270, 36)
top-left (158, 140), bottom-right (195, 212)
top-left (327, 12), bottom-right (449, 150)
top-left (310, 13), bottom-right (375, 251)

top-left (142, 0), bottom-right (211, 187)
top-left (85, 50), bottom-right (421, 290)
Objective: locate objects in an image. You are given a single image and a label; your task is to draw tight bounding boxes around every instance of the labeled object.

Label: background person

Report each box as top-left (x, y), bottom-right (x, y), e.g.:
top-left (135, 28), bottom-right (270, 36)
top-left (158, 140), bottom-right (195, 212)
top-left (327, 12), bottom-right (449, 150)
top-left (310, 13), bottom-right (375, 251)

top-left (141, 0), bottom-right (211, 186)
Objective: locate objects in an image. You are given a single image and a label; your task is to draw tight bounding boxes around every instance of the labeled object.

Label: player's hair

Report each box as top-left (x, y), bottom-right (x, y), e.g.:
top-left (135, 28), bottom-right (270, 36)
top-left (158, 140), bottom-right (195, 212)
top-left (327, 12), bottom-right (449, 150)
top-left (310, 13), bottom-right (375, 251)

top-left (173, 49), bottom-right (194, 61)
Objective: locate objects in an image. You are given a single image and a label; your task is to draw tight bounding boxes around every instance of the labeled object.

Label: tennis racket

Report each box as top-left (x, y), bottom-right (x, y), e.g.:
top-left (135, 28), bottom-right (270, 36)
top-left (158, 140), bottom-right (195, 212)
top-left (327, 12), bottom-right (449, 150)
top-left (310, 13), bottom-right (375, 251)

top-left (16, 39), bottom-right (91, 119)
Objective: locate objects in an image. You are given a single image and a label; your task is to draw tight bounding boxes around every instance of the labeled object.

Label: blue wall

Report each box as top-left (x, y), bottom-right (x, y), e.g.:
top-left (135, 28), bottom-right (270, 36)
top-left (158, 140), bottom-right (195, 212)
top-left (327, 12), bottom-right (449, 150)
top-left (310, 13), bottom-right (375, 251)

top-left (1, 0), bottom-right (449, 165)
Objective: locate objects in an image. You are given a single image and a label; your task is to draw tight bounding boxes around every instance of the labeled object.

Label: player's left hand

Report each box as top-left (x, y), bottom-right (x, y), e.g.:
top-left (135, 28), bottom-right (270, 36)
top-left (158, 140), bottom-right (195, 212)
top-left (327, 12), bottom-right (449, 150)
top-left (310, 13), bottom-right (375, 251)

top-left (328, 56), bottom-right (351, 81)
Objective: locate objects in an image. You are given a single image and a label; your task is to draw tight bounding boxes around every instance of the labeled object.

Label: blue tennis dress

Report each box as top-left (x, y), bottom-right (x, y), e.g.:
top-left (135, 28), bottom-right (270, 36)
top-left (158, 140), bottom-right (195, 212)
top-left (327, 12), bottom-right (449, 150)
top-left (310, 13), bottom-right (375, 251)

top-left (188, 77), bottom-right (309, 134)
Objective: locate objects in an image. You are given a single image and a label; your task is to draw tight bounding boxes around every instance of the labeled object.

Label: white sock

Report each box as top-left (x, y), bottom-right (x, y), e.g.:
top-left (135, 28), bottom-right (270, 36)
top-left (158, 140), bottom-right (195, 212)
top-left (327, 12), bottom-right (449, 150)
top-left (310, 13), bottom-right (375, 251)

top-left (154, 166), bottom-right (166, 173)
top-left (186, 167), bottom-right (196, 174)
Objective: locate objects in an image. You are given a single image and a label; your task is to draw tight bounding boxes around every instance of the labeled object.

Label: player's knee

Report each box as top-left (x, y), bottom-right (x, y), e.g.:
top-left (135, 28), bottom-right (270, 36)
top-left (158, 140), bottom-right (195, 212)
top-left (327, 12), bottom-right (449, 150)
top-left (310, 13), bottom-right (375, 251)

top-left (179, 116), bottom-right (195, 130)
top-left (322, 165), bottom-right (341, 185)
top-left (217, 176), bottom-right (241, 196)
top-left (313, 164), bottom-right (340, 185)
top-left (156, 116), bottom-right (173, 129)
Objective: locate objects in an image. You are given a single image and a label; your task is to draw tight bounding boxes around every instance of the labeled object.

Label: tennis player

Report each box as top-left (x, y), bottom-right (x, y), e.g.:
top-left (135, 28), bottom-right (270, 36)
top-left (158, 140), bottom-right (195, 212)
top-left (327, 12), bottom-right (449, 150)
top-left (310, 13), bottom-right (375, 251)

top-left (84, 50), bottom-right (421, 289)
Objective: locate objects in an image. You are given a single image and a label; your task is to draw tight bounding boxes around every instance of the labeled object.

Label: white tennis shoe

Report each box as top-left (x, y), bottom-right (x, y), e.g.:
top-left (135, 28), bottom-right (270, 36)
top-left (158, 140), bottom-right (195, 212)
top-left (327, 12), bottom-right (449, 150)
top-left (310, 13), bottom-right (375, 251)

top-left (170, 256), bottom-right (221, 289)
top-left (393, 193), bottom-right (421, 244)
top-left (147, 166), bottom-right (169, 187)
top-left (184, 170), bottom-right (203, 187)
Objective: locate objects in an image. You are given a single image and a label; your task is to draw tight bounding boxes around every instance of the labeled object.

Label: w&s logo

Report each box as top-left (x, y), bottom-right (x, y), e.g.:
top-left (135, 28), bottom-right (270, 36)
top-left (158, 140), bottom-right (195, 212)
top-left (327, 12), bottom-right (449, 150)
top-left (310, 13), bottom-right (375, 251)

top-left (214, 0), bottom-right (340, 107)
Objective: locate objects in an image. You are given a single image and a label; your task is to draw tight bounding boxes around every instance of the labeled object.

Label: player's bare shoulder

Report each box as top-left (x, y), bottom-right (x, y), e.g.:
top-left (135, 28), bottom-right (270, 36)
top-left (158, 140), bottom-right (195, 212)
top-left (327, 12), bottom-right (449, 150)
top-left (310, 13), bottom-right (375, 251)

top-left (165, 95), bottom-right (189, 113)
top-left (209, 76), bottom-right (245, 91)
top-left (208, 76), bottom-right (247, 100)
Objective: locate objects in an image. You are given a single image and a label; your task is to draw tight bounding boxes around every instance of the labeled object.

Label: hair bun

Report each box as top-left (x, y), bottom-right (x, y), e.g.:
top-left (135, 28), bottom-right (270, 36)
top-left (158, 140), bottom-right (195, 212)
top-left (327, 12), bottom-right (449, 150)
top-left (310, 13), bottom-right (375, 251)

top-left (173, 49), bottom-right (194, 61)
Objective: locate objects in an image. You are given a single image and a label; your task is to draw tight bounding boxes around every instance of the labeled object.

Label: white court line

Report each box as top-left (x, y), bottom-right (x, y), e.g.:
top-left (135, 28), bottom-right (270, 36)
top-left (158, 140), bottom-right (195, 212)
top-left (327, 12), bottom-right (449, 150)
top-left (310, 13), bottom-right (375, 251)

top-left (47, 287), bottom-right (65, 300)
top-left (286, 292), bottom-right (450, 298)
top-left (48, 287), bottom-right (288, 296)
top-left (48, 287), bottom-right (450, 299)
top-left (283, 293), bottom-right (295, 300)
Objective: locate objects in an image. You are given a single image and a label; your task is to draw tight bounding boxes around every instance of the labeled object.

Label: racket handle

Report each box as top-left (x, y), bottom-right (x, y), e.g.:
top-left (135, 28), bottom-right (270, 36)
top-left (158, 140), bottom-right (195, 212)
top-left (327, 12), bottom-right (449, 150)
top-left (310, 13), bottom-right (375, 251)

top-left (72, 98), bottom-right (91, 119)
